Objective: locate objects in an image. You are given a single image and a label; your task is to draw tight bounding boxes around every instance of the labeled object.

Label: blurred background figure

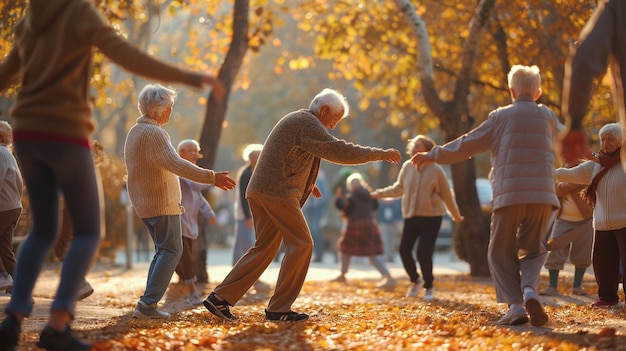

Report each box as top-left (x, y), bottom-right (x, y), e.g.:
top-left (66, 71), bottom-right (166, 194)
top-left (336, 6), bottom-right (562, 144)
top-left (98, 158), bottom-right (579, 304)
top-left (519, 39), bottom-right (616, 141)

top-left (0, 121), bottom-right (21, 292)
top-left (376, 198), bottom-right (403, 263)
top-left (540, 158), bottom-right (594, 297)
top-left (302, 169), bottom-right (331, 263)
top-left (332, 173), bottom-right (396, 288)
top-left (231, 143), bottom-right (269, 291)
top-left (371, 135), bottom-right (463, 301)
top-left (175, 139), bottom-right (216, 306)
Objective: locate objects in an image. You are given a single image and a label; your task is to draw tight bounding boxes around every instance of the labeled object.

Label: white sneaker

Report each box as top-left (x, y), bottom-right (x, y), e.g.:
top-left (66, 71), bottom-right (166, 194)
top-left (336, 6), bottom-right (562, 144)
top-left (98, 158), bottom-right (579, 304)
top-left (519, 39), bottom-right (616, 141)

top-left (377, 277), bottom-right (397, 288)
top-left (406, 277), bottom-right (424, 297)
top-left (423, 287), bottom-right (435, 301)
top-left (133, 301), bottom-right (171, 318)
top-left (0, 274), bottom-right (13, 290)
top-left (186, 291), bottom-right (204, 306)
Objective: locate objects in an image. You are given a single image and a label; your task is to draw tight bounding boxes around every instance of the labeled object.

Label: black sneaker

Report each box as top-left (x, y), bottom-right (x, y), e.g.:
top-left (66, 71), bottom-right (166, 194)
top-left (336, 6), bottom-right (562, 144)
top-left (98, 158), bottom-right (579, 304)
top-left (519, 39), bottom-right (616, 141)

top-left (265, 310), bottom-right (309, 322)
top-left (0, 314), bottom-right (21, 351)
top-left (203, 292), bottom-right (235, 320)
top-left (36, 325), bottom-right (92, 351)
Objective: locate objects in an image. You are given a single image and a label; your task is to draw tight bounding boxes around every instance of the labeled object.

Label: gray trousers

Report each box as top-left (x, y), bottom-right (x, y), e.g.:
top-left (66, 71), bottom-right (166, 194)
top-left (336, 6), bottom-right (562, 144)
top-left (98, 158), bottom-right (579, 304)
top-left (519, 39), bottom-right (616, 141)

top-left (544, 218), bottom-right (593, 270)
top-left (488, 204), bottom-right (553, 304)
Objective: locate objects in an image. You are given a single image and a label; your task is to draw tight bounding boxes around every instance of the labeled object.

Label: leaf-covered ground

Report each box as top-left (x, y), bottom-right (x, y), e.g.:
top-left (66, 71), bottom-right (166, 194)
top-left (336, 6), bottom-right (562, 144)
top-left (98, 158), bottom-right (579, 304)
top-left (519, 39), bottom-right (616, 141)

top-left (11, 269), bottom-right (626, 351)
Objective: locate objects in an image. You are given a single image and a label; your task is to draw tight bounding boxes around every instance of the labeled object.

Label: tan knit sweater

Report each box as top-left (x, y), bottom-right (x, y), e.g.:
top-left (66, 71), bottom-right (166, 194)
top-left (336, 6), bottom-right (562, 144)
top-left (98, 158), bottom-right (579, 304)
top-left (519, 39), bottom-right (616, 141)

top-left (247, 109), bottom-right (386, 206)
top-left (124, 117), bottom-right (215, 218)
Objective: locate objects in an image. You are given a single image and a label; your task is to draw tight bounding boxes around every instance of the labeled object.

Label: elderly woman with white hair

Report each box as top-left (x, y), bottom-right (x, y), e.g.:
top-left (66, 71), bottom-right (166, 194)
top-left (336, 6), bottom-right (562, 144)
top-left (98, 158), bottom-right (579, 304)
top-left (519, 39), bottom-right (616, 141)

top-left (555, 122), bottom-right (626, 308)
top-left (124, 83), bottom-right (235, 318)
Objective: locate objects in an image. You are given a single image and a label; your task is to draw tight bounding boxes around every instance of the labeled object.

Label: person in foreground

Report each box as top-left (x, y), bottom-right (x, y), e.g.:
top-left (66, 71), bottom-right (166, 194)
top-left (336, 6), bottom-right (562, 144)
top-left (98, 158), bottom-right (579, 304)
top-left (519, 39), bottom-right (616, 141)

top-left (554, 123), bottom-right (626, 308)
top-left (125, 84), bottom-right (235, 319)
top-left (412, 65), bottom-right (560, 327)
top-left (203, 88), bottom-right (401, 322)
top-left (560, 0), bottom-right (626, 169)
top-left (371, 135), bottom-right (463, 301)
top-left (0, 0), bottom-right (225, 350)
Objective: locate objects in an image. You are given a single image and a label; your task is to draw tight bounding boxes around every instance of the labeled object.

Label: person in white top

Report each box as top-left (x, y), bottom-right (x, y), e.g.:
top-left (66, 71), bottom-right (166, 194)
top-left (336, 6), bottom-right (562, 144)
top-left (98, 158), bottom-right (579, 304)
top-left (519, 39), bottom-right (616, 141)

top-left (554, 122), bottom-right (626, 308)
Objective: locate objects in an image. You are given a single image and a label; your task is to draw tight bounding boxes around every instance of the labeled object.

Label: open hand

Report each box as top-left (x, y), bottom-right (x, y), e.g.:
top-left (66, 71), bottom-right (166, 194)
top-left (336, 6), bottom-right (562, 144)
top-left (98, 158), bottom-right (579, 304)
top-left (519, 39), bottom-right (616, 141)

top-left (214, 171), bottom-right (236, 191)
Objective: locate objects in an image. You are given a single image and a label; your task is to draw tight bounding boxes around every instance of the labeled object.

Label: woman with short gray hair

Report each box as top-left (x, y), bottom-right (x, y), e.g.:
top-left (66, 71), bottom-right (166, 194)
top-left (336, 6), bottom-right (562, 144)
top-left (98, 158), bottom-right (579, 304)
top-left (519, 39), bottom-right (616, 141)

top-left (124, 83), bottom-right (235, 319)
top-left (555, 122), bottom-right (626, 308)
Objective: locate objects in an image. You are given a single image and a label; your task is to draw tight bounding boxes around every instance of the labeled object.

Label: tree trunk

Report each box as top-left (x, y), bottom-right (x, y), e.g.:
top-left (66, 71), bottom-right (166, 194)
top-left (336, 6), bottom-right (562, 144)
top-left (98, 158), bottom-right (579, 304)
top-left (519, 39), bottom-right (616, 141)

top-left (198, 0), bottom-right (249, 170)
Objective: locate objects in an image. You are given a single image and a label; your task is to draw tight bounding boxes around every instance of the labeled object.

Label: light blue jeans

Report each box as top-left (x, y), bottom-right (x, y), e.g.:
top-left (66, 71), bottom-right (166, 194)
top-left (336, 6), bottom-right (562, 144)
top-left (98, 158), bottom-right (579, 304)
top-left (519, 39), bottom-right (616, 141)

top-left (140, 215), bottom-right (182, 306)
top-left (232, 219), bottom-right (255, 265)
top-left (8, 141), bottom-right (100, 318)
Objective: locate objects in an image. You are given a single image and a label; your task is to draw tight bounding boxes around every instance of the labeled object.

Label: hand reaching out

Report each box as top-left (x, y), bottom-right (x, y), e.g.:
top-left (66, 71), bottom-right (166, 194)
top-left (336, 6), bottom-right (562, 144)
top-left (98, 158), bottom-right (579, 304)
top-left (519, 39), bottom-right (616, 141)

top-left (411, 152), bottom-right (435, 167)
top-left (559, 129), bottom-right (590, 166)
top-left (214, 171), bottom-right (236, 191)
top-left (194, 74), bottom-right (226, 102)
top-left (382, 148), bottom-right (401, 164)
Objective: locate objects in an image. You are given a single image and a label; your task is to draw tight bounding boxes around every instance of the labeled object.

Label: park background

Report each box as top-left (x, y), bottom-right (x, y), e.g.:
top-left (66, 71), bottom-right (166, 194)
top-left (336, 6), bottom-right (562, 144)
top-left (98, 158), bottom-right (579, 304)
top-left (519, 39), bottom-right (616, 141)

top-left (0, 0), bottom-right (619, 294)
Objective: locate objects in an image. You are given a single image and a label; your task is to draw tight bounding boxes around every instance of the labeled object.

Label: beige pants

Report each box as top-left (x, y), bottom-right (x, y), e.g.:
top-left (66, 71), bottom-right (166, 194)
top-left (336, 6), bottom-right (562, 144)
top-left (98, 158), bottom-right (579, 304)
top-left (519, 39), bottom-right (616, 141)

top-left (214, 196), bottom-right (313, 312)
top-left (488, 203), bottom-right (553, 304)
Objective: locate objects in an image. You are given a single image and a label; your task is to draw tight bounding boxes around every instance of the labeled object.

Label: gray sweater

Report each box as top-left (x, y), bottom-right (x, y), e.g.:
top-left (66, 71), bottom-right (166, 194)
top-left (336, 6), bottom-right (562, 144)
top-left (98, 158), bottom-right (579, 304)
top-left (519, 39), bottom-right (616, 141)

top-left (428, 97), bottom-right (560, 211)
top-left (247, 109), bottom-right (386, 206)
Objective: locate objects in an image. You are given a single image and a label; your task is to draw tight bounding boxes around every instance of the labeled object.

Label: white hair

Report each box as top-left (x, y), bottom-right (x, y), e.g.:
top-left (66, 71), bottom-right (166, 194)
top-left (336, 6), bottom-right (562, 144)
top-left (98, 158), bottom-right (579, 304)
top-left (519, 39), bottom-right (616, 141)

top-left (308, 88), bottom-right (349, 119)
top-left (599, 122), bottom-right (623, 141)
top-left (177, 139), bottom-right (200, 153)
top-left (242, 143), bottom-right (263, 162)
top-left (137, 84), bottom-right (177, 118)
top-left (507, 65), bottom-right (541, 97)
top-left (0, 121), bottom-right (12, 145)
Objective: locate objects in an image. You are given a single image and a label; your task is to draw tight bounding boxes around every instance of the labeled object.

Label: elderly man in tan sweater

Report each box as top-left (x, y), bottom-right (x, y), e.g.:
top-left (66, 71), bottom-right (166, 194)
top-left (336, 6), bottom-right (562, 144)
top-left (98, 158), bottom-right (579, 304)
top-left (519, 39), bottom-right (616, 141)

top-left (203, 88), bottom-right (401, 322)
top-left (124, 84), bottom-right (235, 319)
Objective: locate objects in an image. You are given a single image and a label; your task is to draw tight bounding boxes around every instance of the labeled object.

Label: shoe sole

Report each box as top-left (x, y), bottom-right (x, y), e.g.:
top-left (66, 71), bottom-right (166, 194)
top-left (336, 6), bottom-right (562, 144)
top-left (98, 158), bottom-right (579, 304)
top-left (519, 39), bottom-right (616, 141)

top-left (266, 316), bottom-right (309, 323)
top-left (203, 299), bottom-right (235, 320)
top-left (497, 315), bottom-right (529, 326)
top-left (266, 317), bottom-right (309, 323)
top-left (132, 311), bottom-right (170, 319)
top-left (525, 298), bottom-right (548, 326)
top-left (77, 288), bottom-right (94, 301)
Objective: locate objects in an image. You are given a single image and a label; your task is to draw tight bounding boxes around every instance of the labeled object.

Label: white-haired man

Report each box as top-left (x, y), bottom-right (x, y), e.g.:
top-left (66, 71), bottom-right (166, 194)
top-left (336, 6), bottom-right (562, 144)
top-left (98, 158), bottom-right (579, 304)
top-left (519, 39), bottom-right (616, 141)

top-left (204, 88), bottom-right (401, 322)
top-left (412, 65), bottom-right (560, 327)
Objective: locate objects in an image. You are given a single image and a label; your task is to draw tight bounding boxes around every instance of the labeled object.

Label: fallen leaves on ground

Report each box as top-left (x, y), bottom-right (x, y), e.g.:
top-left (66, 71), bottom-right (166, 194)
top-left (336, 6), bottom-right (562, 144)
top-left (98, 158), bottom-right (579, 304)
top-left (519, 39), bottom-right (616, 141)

top-left (17, 274), bottom-right (626, 350)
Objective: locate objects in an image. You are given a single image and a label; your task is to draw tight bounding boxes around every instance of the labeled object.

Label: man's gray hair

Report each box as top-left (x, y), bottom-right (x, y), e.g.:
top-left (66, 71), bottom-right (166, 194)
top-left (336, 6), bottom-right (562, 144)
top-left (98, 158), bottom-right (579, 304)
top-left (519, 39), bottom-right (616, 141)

top-left (308, 88), bottom-right (350, 119)
top-left (599, 122), bottom-right (623, 141)
top-left (137, 84), bottom-right (177, 118)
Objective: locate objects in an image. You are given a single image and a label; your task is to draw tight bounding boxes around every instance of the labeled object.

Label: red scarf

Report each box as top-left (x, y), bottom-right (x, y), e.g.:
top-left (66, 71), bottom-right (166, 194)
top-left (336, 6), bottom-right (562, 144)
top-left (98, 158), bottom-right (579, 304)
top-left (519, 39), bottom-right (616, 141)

top-left (581, 147), bottom-right (622, 207)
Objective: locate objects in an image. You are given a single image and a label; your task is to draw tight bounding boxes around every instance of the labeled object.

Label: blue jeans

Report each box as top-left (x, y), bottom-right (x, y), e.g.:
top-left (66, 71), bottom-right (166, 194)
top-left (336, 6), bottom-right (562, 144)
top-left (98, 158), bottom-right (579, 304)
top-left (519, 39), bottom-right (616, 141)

top-left (232, 219), bottom-right (255, 265)
top-left (7, 141), bottom-right (100, 317)
top-left (140, 215), bottom-right (182, 305)
top-left (303, 205), bottom-right (326, 260)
